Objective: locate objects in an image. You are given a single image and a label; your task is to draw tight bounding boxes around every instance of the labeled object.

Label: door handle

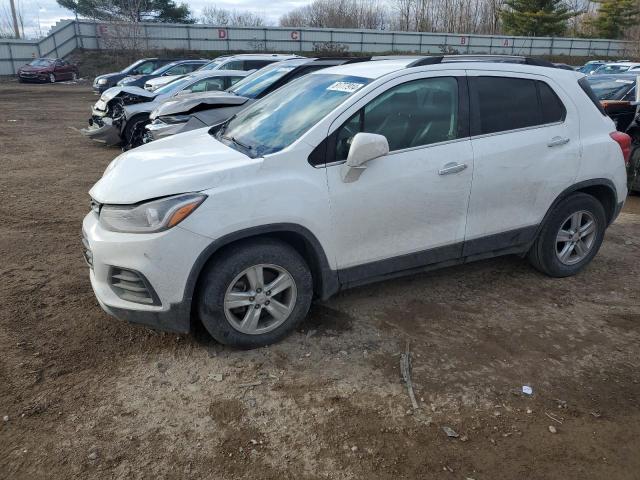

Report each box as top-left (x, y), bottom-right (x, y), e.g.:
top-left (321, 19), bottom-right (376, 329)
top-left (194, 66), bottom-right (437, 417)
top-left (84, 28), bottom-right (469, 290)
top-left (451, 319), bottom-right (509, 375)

top-left (438, 162), bottom-right (468, 175)
top-left (547, 136), bottom-right (570, 147)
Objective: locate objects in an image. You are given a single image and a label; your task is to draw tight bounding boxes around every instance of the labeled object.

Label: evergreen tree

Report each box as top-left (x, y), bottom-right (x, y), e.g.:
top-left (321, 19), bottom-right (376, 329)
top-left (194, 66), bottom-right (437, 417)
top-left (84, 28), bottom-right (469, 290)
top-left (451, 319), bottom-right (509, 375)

top-left (57, 0), bottom-right (194, 23)
top-left (587, 0), bottom-right (639, 39)
top-left (500, 0), bottom-right (576, 36)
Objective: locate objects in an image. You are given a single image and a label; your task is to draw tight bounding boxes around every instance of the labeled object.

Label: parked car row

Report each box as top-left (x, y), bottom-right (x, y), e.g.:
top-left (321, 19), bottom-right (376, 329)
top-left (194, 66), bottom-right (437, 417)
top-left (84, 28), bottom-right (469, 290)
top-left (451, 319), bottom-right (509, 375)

top-left (81, 54), bottom-right (630, 348)
top-left (577, 59), bottom-right (640, 76)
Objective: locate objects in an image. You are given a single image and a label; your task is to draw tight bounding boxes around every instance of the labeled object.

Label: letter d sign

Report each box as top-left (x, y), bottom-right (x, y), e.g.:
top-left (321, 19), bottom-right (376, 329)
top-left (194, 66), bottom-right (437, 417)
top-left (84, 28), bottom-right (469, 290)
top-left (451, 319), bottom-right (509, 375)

top-left (218, 29), bottom-right (227, 39)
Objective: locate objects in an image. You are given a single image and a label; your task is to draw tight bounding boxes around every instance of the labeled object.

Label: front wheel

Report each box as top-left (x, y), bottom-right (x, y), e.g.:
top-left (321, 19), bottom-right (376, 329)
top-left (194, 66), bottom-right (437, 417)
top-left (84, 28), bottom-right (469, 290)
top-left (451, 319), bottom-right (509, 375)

top-left (528, 193), bottom-right (606, 277)
top-left (197, 239), bottom-right (313, 348)
top-left (49, 73), bottom-right (56, 83)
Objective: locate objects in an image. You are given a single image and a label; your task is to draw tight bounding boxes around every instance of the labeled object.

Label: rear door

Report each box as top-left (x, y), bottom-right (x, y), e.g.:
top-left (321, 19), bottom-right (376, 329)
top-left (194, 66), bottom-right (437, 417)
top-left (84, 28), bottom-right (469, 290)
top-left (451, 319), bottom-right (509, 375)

top-left (464, 71), bottom-right (581, 255)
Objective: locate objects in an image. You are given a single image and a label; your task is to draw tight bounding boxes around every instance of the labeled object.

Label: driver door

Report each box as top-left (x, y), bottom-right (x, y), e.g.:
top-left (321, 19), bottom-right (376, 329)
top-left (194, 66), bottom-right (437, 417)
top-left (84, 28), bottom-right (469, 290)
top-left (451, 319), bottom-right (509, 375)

top-left (323, 71), bottom-right (474, 285)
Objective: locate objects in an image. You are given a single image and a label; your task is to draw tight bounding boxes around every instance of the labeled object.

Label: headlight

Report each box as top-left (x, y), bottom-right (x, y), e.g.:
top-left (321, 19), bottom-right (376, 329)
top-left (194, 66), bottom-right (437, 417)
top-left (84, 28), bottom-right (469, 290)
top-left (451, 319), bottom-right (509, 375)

top-left (99, 193), bottom-right (206, 233)
top-left (160, 114), bottom-right (191, 124)
top-left (97, 78), bottom-right (107, 85)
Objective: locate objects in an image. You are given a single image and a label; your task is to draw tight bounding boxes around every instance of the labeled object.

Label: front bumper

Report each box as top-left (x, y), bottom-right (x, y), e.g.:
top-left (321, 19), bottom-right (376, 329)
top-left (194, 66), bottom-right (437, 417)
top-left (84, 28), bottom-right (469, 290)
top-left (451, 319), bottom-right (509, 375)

top-left (19, 72), bottom-right (49, 82)
top-left (81, 117), bottom-right (122, 145)
top-left (82, 211), bottom-right (212, 333)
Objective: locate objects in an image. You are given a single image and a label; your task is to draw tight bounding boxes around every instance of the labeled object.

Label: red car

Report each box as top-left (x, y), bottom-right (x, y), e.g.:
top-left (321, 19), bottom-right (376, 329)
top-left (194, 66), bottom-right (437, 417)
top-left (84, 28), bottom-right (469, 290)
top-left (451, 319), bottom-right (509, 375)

top-left (18, 58), bottom-right (79, 83)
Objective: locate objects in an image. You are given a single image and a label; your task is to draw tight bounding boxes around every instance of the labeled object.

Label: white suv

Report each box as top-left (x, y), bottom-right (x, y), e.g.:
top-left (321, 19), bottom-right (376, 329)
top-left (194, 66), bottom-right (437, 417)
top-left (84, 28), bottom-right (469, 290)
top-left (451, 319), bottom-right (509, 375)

top-left (83, 56), bottom-right (629, 348)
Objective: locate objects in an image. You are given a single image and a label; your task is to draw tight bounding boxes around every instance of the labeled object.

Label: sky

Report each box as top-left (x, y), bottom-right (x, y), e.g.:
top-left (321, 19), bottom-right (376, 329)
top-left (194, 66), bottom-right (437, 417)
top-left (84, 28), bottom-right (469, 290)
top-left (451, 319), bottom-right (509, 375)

top-left (6, 0), bottom-right (311, 38)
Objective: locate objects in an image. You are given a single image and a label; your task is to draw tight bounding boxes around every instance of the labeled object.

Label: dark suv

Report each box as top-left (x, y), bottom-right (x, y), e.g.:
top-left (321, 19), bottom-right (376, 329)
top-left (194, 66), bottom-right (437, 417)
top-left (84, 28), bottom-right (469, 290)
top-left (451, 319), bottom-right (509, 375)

top-left (93, 58), bottom-right (181, 93)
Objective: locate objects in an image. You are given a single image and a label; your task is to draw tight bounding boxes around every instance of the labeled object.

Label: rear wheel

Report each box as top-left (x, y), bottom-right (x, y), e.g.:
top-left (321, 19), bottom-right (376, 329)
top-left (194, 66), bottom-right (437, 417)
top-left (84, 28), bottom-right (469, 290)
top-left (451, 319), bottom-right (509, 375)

top-left (528, 193), bottom-right (606, 277)
top-left (197, 239), bottom-right (313, 348)
top-left (49, 73), bottom-right (56, 83)
top-left (71, 72), bottom-right (78, 82)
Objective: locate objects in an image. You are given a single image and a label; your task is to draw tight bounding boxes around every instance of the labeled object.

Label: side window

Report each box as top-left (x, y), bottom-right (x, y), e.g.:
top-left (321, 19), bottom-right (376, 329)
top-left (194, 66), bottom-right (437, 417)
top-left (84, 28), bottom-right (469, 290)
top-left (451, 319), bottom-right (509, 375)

top-left (219, 60), bottom-right (243, 71)
top-left (137, 62), bottom-right (156, 74)
top-left (228, 76), bottom-right (244, 86)
top-left (166, 65), bottom-right (190, 75)
top-left (244, 60), bottom-right (273, 70)
top-left (186, 63), bottom-right (203, 72)
top-left (538, 81), bottom-right (566, 123)
top-left (190, 77), bottom-right (225, 93)
top-left (471, 77), bottom-right (541, 135)
top-left (334, 77), bottom-right (460, 160)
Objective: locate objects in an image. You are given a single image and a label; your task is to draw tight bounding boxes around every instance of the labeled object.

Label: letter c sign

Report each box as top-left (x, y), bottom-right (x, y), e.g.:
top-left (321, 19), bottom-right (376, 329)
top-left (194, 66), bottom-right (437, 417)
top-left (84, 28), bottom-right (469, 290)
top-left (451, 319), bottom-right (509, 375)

top-left (218, 29), bottom-right (227, 39)
top-left (291, 31), bottom-right (300, 40)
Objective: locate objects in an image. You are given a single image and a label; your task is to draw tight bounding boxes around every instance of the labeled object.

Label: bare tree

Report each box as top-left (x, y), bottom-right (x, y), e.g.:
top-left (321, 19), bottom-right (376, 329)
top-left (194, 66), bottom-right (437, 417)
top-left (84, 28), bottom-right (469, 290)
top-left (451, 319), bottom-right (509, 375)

top-left (280, 0), bottom-right (389, 29)
top-left (201, 5), bottom-right (267, 27)
top-left (0, 0), bottom-right (24, 38)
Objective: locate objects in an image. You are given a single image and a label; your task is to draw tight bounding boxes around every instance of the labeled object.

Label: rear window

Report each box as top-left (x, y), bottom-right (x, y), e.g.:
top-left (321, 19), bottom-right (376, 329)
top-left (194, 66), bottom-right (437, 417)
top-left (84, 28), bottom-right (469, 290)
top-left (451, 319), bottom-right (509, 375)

top-left (578, 77), bottom-right (607, 116)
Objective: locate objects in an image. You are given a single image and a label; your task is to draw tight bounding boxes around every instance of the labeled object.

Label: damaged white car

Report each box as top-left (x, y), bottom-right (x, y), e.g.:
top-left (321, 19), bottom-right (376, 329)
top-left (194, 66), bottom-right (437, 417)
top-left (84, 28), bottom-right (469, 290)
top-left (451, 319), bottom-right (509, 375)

top-left (81, 69), bottom-right (248, 149)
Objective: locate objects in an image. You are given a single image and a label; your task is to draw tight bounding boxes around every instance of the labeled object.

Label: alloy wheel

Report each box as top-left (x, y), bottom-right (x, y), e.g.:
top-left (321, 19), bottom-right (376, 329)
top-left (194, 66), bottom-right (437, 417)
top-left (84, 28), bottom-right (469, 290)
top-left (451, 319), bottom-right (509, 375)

top-left (223, 264), bottom-right (297, 335)
top-left (49, 73), bottom-right (56, 83)
top-left (555, 210), bottom-right (597, 265)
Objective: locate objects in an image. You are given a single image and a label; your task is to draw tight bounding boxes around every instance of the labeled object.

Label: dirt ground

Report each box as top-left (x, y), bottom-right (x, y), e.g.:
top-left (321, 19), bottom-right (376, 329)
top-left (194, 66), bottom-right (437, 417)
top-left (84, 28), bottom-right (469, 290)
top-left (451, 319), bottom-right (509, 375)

top-left (1, 81), bottom-right (639, 480)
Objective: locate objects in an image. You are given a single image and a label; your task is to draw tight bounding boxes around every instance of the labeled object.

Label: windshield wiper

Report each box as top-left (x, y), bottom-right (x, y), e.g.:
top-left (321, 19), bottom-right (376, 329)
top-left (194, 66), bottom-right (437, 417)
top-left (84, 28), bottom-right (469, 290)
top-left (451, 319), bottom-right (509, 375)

top-left (222, 135), bottom-right (252, 150)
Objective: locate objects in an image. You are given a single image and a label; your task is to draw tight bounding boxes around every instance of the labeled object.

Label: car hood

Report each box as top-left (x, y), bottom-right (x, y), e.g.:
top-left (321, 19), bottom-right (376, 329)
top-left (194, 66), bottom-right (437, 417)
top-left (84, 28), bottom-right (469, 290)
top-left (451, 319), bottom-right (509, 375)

top-left (20, 65), bottom-right (51, 72)
top-left (151, 92), bottom-right (249, 119)
top-left (95, 72), bottom-right (122, 81)
top-left (100, 85), bottom-right (156, 102)
top-left (147, 75), bottom-right (180, 86)
top-left (90, 128), bottom-right (259, 204)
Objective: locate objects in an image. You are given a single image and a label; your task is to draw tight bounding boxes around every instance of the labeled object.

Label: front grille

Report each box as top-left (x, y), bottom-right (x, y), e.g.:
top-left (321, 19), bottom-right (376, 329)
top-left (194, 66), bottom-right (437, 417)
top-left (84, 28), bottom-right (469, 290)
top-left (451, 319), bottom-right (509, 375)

top-left (81, 230), bottom-right (93, 268)
top-left (109, 267), bottom-right (159, 305)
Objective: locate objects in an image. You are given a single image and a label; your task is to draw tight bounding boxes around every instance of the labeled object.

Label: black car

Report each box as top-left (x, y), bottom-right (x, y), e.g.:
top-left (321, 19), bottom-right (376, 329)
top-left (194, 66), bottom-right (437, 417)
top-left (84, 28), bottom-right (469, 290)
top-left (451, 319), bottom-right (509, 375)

top-left (145, 57), bottom-right (371, 142)
top-left (115, 59), bottom-right (209, 89)
top-left (92, 58), bottom-right (183, 93)
top-left (587, 74), bottom-right (637, 131)
top-left (588, 74), bottom-right (640, 192)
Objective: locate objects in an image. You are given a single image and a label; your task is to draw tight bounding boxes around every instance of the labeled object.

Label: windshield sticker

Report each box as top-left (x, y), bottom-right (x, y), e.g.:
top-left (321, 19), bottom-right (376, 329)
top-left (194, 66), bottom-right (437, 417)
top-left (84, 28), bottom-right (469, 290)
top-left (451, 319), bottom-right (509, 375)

top-left (327, 81), bottom-right (365, 93)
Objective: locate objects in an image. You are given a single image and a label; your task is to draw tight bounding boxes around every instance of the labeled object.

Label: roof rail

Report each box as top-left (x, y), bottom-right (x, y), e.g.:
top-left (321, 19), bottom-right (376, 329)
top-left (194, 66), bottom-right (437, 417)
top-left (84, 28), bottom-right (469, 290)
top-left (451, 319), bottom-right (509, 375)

top-left (407, 55), bottom-right (557, 69)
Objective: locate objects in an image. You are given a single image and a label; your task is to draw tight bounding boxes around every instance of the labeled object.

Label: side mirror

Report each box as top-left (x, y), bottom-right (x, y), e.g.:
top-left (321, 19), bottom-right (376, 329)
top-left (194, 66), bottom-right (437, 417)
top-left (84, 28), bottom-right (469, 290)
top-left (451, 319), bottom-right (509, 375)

top-left (340, 132), bottom-right (389, 183)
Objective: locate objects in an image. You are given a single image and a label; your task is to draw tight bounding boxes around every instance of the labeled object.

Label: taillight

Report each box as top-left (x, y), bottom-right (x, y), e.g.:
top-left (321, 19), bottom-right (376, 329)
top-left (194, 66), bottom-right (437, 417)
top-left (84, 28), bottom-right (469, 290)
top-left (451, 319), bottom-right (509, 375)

top-left (610, 131), bottom-right (632, 166)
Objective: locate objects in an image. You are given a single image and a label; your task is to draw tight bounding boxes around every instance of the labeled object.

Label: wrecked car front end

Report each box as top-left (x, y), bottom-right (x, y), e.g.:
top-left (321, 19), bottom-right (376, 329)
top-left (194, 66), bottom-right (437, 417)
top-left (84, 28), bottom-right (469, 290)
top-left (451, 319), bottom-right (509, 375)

top-left (81, 87), bottom-right (156, 146)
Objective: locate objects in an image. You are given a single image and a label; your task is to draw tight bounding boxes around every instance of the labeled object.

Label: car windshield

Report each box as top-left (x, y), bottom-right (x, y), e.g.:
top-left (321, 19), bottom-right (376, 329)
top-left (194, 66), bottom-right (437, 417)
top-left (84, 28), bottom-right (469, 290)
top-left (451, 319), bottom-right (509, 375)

top-left (595, 65), bottom-right (632, 75)
top-left (587, 77), bottom-right (635, 100)
top-left (579, 63), bottom-right (603, 74)
top-left (217, 73), bottom-right (371, 157)
top-left (228, 61), bottom-right (306, 99)
top-left (154, 75), bottom-right (194, 95)
top-left (123, 59), bottom-right (151, 74)
top-left (151, 62), bottom-right (181, 75)
top-left (199, 61), bottom-right (222, 71)
top-left (29, 59), bottom-right (53, 67)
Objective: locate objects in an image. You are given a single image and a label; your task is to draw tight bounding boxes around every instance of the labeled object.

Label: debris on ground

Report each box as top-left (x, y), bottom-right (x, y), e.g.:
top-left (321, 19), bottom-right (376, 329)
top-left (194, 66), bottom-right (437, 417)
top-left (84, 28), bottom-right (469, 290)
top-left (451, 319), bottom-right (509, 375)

top-left (208, 373), bottom-right (223, 382)
top-left (2, 415), bottom-right (8, 422)
top-left (238, 381), bottom-right (263, 388)
top-left (400, 341), bottom-right (419, 410)
top-left (548, 425), bottom-right (557, 434)
top-left (522, 385), bottom-right (533, 395)
top-left (545, 412), bottom-right (563, 424)
top-left (442, 426), bottom-right (459, 438)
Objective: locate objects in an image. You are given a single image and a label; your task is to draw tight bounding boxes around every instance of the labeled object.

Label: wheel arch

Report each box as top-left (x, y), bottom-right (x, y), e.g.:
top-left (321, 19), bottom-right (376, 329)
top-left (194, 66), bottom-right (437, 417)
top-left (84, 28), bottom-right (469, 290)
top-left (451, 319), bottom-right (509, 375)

top-left (539, 179), bottom-right (620, 233)
top-left (184, 224), bottom-right (339, 330)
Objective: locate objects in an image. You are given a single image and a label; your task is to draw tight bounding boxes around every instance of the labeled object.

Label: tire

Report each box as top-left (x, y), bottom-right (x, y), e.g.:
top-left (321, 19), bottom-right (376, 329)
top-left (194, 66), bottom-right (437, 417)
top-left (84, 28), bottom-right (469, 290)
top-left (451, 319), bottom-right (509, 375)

top-left (627, 147), bottom-right (640, 194)
top-left (528, 193), bottom-right (606, 277)
top-left (49, 73), bottom-right (56, 83)
top-left (197, 239), bottom-right (313, 348)
top-left (71, 72), bottom-right (78, 82)
top-left (122, 114), bottom-right (149, 149)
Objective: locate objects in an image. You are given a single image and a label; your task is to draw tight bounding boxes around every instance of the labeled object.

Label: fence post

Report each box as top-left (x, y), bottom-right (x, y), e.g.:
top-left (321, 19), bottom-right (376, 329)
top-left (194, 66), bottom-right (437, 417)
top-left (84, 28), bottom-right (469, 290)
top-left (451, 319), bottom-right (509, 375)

top-left (8, 43), bottom-right (14, 74)
top-left (569, 38), bottom-right (573, 57)
top-left (606, 40), bottom-right (611, 58)
top-left (391, 32), bottom-right (395, 53)
top-left (550, 37), bottom-right (554, 56)
top-left (187, 25), bottom-right (191, 51)
top-left (52, 31), bottom-right (59, 58)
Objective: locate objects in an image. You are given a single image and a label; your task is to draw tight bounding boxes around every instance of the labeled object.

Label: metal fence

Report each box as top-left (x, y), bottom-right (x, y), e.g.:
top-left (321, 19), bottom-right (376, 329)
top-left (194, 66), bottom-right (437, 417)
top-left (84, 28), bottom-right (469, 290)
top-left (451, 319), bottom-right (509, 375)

top-left (0, 19), bottom-right (635, 75)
